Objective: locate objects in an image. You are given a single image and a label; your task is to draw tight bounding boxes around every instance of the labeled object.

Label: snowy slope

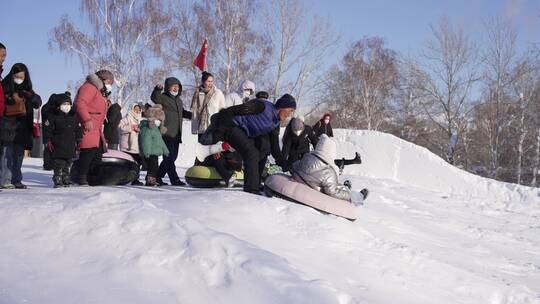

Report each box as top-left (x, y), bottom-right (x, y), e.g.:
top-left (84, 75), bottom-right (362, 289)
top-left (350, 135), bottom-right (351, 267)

top-left (1, 125), bottom-right (539, 304)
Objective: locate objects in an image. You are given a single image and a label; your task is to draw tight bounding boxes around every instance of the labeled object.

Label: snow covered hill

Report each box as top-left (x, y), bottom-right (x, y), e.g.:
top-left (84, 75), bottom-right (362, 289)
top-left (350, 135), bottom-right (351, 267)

top-left (1, 126), bottom-right (539, 304)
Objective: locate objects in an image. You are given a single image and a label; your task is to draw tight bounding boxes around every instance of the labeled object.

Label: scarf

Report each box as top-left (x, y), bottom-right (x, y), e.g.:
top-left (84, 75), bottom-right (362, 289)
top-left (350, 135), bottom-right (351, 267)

top-left (193, 85), bottom-right (215, 133)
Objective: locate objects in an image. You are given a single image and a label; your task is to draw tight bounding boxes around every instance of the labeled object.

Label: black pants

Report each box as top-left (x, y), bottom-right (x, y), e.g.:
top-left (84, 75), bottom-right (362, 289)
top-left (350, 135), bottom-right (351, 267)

top-left (225, 127), bottom-right (263, 192)
top-left (157, 137), bottom-right (180, 182)
top-left (43, 144), bottom-right (53, 170)
top-left (78, 145), bottom-right (103, 179)
top-left (53, 158), bottom-right (72, 177)
top-left (126, 152), bottom-right (143, 180)
top-left (145, 155), bottom-right (159, 178)
top-left (204, 155), bottom-right (233, 182)
top-left (254, 134), bottom-right (270, 178)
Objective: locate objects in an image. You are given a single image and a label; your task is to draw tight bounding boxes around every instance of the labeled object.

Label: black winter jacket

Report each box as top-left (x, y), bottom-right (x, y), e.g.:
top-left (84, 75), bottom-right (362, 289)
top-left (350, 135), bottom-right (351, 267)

top-left (312, 120), bottom-right (333, 139)
top-left (43, 109), bottom-right (81, 159)
top-left (151, 77), bottom-right (192, 142)
top-left (104, 103), bottom-right (122, 145)
top-left (1, 79), bottom-right (42, 148)
top-left (282, 124), bottom-right (317, 163)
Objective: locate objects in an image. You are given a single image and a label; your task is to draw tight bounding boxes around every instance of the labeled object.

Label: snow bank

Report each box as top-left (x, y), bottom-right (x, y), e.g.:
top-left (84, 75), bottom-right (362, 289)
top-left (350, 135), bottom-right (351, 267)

top-left (333, 129), bottom-right (540, 209)
top-left (176, 122), bottom-right (539, 209)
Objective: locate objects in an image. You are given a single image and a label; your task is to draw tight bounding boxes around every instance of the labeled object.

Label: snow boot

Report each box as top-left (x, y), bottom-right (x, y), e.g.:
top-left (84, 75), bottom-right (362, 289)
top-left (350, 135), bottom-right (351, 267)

top-left (53, 175), bottom-right (64, 188)
top-left (76, 175), bottom-right (89, 186)
top-left (170, 179), bottom-right (186, 186)
top-left (156, 177), bottom-right (168, 186)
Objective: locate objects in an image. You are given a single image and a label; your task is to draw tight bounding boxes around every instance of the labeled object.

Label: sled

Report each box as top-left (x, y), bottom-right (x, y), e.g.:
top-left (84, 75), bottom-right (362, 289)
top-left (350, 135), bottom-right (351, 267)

top-left (70, 150), bottom-right (140, 186)
top-left (264, 174), bottom-right (359, 221)
top-left (185, 165), bottom-right (244, 188)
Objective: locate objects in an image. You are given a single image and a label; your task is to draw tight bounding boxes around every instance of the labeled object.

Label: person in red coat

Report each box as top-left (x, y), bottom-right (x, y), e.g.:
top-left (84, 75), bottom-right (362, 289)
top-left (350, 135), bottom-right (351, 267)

top-left (0, 42), bottom-right (6, 117)
top-left (74, 70), bottom-right (114, 185)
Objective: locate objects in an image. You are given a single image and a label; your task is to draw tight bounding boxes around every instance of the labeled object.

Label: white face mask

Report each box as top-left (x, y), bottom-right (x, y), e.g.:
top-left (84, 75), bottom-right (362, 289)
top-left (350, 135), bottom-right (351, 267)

top-left (14, 78), bottom-right (24, 85)
top-left (154, 120), bottom-right (161, 127)
top-left (294, 130), bottom-right (302, 136)
top-left (324, 119), bottom-right (330, 124)
top-left (169, 91), bottom-right (178, 97)
top-left (242, 90), bottom-right (251, 98)
top-left (105, 84), bottom-right (113, 92)
top-left (60, 104), bottom-right (71, 113)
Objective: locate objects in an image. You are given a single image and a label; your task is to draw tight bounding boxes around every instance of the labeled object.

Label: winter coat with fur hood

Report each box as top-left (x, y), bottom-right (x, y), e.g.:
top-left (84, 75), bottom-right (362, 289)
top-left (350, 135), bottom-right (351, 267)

top-left (75, 73), bottom-right (108, 149)
top-left (139, 105), bottom-right (169, 158)
top-left (291, 134), bottom-right (351, 201)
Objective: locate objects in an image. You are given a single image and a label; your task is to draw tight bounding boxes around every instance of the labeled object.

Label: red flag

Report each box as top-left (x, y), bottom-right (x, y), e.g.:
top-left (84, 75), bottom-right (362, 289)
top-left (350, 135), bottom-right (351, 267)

top-left (193, 38), bottom-right (208, 72)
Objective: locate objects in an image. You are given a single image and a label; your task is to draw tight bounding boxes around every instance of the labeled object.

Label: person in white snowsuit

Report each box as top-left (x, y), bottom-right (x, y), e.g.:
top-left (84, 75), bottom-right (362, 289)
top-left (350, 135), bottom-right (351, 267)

top-left (224, 80), bottom-right (255, 107)
top-left (291, 134), bottom-right (367, 204)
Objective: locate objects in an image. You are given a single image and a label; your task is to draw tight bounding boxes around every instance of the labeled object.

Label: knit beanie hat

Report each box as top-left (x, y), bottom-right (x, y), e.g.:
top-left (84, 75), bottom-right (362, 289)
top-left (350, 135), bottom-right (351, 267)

top-left (275, 93), bottom-right (297, 109)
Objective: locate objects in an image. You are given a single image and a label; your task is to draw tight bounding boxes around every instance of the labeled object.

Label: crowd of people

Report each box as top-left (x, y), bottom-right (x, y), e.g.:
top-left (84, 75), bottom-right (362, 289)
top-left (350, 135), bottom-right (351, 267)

top-left (0, 41), bottom-right (368, 204)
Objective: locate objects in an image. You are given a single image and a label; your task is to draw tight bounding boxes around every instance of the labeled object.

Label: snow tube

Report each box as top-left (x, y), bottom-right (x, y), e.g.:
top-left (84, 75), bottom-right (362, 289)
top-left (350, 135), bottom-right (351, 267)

top-left (264, 174), bottom-right (358, 221)
top-left (70, 150), bottom-right (140, 186)
top-left (185, 166), bottom-right (244, 188)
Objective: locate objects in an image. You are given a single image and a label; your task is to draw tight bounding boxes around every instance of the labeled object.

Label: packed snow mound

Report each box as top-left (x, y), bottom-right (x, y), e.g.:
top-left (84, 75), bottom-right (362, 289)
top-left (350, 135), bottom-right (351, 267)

top-left (176, 122), bottom-right (539, 209)
top-left (333, 129), bottom-right (540, 208)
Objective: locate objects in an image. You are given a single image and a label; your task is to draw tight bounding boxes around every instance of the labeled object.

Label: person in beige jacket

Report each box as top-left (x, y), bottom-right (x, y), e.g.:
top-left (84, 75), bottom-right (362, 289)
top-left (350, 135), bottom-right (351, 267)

top-left (118, 103), bottom-right (144, 185)
top-left (191, 71), bottom-right (225, 140)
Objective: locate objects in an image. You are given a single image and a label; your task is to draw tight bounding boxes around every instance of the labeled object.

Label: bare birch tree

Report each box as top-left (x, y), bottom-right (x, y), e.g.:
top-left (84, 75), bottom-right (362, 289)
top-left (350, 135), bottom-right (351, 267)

top-left (478, 17), bottom-right (520, 178)
top-left (264, 0), bottom-right (339, 103)
top-left (416, 18), bottom-right (479, 164)
top-left (49, 0), bottom-right (172, 106)
top-left (318, 37), bottom-right (399, 130)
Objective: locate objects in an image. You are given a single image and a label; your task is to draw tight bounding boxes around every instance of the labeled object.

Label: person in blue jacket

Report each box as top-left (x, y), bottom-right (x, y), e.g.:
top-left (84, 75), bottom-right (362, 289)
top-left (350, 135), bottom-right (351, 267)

top-left (210, 94), bottom-right (296, 194)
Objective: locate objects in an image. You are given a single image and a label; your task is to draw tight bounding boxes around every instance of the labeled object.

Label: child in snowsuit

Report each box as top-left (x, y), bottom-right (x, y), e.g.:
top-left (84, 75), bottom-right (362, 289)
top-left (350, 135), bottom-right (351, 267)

top-left (43, 92), bottom-right (81, 188)
top-left (291, 134), bottom-right (368, 204)
top-left (139, 105), bottom-right (169, 186)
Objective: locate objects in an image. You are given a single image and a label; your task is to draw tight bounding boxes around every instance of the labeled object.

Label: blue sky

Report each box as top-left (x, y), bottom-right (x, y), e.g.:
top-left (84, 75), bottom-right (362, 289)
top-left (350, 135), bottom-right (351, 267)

top-left (1, 0), bottom-right (539, 103)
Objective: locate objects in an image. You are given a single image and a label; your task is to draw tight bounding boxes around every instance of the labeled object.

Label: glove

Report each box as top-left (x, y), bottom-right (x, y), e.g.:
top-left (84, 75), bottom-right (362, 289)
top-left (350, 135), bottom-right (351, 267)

top-left (221, 141), bottom-right (231, 151)
top-left (84, 120), bottom-right (94, 132)
top-left (47, 140), bottom-right (54, 152)
top-left (343, 180), bottom-right (352, 189)
top-left (350, 190), bottom-right (365, 205)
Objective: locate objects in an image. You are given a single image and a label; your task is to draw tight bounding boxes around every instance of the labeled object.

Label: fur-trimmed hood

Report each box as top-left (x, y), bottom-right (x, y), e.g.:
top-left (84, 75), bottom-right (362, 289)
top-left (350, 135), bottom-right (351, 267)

top-left (86, 73), bottom-right (105, 91)
top-left (144, 104), bottom-right (167, 134)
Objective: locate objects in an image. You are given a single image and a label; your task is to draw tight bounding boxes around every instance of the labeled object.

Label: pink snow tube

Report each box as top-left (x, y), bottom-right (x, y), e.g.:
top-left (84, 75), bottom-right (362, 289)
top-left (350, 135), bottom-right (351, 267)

top-left (264, 174), bottom-right (359, 221)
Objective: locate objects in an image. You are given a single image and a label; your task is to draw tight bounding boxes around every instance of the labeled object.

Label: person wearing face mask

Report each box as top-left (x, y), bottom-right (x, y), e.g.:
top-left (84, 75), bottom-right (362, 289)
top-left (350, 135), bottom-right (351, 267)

top-left (312, 113), bottom-right (334, 140)
top-left (0, 43), bottom-right (8, 190)
top-left (119, 103), bottom-right (144, 185)
top-left (206, 93), bottom-right (296, 195)
top-left (138, 105), bottom-right (169, 187)
top-left (43, 92), bottom-right (81, 188)
top-left (225, 80), bottom-right (255, 107)
top-left (151, 77), bottom-right (192, 186)
top-left (313, 113), bottom-right (334, 139)
top-left (282, 116), bottom-right (318, 164)
top-left (1, 63), bottom-right (42, 189)
top-left (74, 69), bottom-right (114, 186)
top-left (103, 99), bottom-right (122, 150)
top-left (0, 42), bottom-right (6, 119)
top-left (191, 71), bottom-right (226, 139)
